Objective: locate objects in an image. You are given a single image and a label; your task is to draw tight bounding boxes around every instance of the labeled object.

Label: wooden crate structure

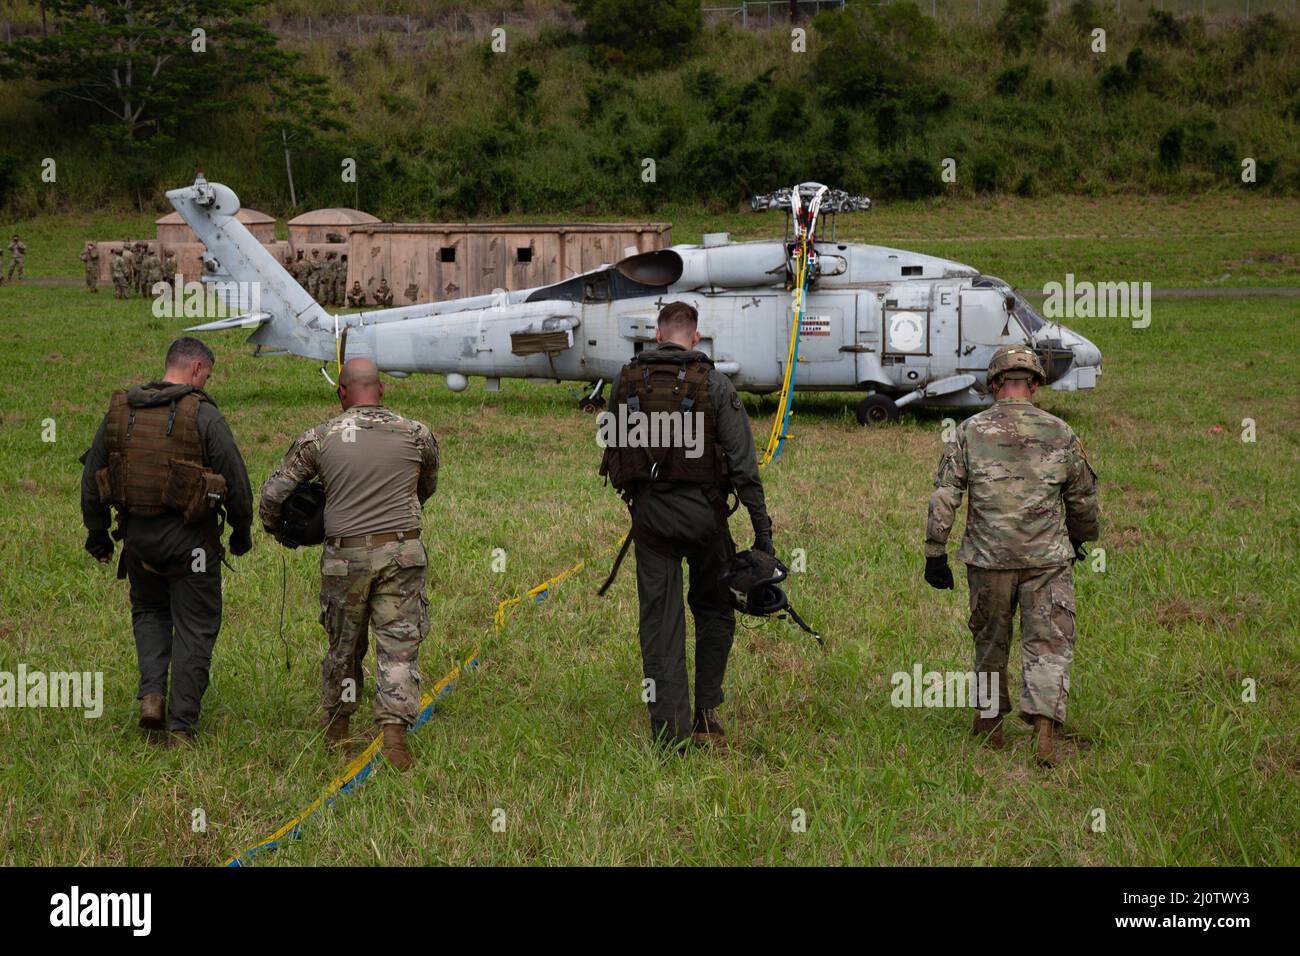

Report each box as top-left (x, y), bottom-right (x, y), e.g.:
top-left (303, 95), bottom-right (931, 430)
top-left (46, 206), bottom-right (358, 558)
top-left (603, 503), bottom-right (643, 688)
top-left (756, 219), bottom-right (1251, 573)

top-left (345, 222), bottom-right (673, 305)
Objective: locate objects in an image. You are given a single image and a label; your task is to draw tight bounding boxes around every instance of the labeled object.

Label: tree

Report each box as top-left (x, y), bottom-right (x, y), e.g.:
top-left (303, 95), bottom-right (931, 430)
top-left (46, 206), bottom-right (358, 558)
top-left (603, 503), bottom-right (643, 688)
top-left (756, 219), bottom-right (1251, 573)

top-left (261, 50), bottom-right (347, 208)
top-left (996, 0), bottom-right (1049, 55)
top-left (571, 0), bottom-right (702, 71)
top-left (0, 1), bottom-right (297, 205)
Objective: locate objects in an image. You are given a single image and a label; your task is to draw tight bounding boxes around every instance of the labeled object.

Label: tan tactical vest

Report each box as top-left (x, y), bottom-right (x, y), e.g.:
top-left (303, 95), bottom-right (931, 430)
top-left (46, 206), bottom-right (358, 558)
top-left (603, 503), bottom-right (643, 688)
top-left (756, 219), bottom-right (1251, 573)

top-left (103, 391), bottom-right (206, 517)
top-left (600, 352), bottom-right (729, 493)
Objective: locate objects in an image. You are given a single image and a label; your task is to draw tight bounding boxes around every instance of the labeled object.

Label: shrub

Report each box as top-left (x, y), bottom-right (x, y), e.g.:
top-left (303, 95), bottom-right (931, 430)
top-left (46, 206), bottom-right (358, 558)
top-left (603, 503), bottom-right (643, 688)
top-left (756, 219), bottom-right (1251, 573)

top-left (572, 0), bottom-right (702, 71)
top-left (995, 64), bottom-right (1031, 96)
top-left (997, 0), bottom-right (1049, 56)
top-left (1158, 125), bottom-right (1185, 171)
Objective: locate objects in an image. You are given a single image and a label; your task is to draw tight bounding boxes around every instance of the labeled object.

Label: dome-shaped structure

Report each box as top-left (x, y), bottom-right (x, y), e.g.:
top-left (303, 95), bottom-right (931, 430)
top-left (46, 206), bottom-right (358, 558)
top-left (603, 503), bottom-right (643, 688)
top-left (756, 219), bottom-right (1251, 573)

top-left (155, 208), bottom-right (278, 245)
top-left (287, 208), bottom-right (381, 247)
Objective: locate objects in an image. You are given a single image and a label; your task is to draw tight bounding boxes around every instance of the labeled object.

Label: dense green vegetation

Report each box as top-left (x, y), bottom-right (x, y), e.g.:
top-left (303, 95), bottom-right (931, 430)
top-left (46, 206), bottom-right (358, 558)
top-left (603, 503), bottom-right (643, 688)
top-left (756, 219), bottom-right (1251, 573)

top-left (0, 2), bottom-right (1297, 219)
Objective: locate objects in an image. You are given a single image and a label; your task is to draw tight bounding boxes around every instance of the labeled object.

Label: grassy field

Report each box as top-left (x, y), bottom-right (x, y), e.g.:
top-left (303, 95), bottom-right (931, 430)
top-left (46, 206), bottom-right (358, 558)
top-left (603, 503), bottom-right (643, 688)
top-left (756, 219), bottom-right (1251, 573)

top-left (0, 196), bottom-right (1297, 866)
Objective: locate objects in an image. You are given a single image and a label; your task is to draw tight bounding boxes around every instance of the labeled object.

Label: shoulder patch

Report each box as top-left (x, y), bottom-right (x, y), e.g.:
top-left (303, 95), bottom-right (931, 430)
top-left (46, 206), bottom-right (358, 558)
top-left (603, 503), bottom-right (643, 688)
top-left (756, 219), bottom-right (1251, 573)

top-left (731, 395), bottom-right (743, 410)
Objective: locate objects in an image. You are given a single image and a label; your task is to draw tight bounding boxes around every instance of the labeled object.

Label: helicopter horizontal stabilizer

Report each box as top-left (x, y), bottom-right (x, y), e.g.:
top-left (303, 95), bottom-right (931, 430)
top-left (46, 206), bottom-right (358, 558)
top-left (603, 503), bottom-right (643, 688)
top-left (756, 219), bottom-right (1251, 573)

top-left (183, 312), bottom-right (272, 332)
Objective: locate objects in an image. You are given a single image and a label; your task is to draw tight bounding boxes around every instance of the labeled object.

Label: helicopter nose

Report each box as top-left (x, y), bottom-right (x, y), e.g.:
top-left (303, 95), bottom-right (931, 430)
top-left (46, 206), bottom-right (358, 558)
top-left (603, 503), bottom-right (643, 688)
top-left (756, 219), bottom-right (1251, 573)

top-left (1070, 336), bottom-right (1101, 369)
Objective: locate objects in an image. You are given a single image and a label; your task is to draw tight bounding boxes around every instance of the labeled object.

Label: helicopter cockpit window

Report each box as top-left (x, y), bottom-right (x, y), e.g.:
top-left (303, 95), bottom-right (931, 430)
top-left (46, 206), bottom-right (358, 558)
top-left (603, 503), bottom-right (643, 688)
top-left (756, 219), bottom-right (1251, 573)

top-left (584, 273), bottom-right (611, 301)
top-left (1010, 292), bottom-right (1045, 334)
top-left (973, 277), bottom-right (1045, 334)
top-left (525, 264), bottom-right (668, 305)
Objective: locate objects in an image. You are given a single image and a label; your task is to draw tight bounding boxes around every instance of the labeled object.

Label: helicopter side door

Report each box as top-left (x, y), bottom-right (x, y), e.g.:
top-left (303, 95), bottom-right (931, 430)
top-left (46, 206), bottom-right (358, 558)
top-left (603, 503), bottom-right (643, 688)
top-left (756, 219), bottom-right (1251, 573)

top-left (928, 283), bottom-right (962, 377)
top-left (958, 287), bottom-right (1021, 377)
top-left (782, 291), bottom-right (858, 387)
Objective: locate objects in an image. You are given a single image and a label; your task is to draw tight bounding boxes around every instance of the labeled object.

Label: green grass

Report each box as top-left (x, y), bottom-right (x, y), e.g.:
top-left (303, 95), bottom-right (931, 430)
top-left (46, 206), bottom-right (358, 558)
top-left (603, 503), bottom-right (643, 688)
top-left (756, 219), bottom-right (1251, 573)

top-left (0, 198), bottom-right (1297, 866)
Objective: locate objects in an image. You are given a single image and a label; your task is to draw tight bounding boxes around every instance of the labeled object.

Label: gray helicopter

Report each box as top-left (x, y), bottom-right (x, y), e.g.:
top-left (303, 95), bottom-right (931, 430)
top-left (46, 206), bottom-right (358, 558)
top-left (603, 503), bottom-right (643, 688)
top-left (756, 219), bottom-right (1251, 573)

top-left (171, 176), bottom-right (1100, 424)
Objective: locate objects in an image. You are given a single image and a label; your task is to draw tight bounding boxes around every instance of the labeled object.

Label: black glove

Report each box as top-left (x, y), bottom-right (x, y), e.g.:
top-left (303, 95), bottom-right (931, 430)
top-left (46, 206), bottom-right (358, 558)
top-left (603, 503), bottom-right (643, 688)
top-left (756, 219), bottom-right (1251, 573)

top-left (753, 531), bottom-right (775, 556)
top-left (1070, 538), bottom-right (1087, 564)
top-left (924, 554), bottom-right (954, 590)
top-left (229, 526), bottom-right (253, 557)
top-left (85, 529), bottom-right (114, 562)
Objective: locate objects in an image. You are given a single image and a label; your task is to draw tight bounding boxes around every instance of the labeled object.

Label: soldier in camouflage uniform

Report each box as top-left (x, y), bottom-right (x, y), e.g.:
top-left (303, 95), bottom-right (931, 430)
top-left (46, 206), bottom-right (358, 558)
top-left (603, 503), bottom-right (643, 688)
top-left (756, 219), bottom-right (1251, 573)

top-left (290, 249), bottom-right (308, 287)
top-left (925, 345), bottom-right (1099, 765)
top-left (162, 250), bottom-right (178, 294)
top-left (143, 248), bottom-right (164, 298)
top-left (7, 234), bottom-right (26, 281)
top-left (336, 254), bottom-right (350, 306)
top-left (259, 358), bottom-right (439, 771)
top-left (120, 241), bottom-right (136, 294)
top-left (323, 252), bottom-right (340, 306)
top-left (110, 248), bottom-right (129, 298)
top-left (374, 277), bottom-right (393, 307)
top-left (80, 242), bottom-right (100, 293)
top-left (347, 281), bottom-right (366, 308)
top-left (136, 243), bottom-right (152, 296)
top-left (305, 249), bottom-right (322, 300)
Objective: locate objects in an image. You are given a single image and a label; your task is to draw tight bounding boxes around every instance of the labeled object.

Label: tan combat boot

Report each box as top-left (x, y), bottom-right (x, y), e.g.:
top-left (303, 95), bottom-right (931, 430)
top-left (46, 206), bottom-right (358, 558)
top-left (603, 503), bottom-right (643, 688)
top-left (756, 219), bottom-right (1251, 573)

top-left (692, 707), bottom-right (728, 750)
top-left (383, 723), bottom-right (413, 772)
top-left (164, 730), bottom-right (195, 749)
top-left (972, 713), bottom-right (1005, 749)
top-left (139, 693), bottom-right (164, 731)
top-left (1033, 716), bottom-right (1056, 766)
top-left (320, 711), bottom-right (350, 749)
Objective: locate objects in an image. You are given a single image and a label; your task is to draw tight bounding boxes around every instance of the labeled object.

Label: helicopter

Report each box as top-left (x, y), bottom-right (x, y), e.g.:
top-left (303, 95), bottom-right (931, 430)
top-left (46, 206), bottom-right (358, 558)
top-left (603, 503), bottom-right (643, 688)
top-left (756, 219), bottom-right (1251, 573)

top-left (171, 176), bottom-right (1100, 425)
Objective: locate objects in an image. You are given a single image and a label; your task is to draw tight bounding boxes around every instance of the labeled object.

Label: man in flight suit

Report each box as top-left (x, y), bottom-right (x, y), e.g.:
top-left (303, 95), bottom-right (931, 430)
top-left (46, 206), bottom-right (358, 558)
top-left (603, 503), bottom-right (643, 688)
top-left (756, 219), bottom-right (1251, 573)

top-left (924, 345), bottom-right (1100, 765)
top-left (80, 337), bottom-right (254, 744)
top-left (600, 301), bottom-right (774, 751)
top-left (259, 358), bottom-right (440, 770)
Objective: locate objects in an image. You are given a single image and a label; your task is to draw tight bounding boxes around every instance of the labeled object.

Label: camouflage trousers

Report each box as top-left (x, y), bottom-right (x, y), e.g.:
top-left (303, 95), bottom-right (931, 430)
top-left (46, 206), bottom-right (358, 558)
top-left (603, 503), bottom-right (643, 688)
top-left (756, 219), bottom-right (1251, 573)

top-left (318, 537), bottom-right (429, 727)
top-left (965, 563), bottom-right (1076, 725)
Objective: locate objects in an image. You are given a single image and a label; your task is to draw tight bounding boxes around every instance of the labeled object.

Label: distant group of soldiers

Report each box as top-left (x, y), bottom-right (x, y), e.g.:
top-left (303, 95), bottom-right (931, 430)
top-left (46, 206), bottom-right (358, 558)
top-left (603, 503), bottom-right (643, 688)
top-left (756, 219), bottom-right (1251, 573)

top-left (284, 248), bottom-right (393, 308)
top-left (80, 241), bottom-right (175, 299)
top-left (0, 234), bottom-right (26, 283)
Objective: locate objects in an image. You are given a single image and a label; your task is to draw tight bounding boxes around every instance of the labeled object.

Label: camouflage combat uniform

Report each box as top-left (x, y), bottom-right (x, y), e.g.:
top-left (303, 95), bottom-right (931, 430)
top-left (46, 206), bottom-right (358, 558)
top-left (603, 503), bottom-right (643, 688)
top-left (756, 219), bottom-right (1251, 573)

top-left (110, 251), bottom-right (129, 298)
top-left (162, 252), bottom-right (177, 294)
top-left (121, 245), bottom-right (136, 293)
top-left (374, 279), bottom-right (393, 307)
top-left (336, 257), bottom-right (350, 306)
top-left (305, 252), bottom-right (322, 300)
top-left (7, 237), bottom-right (27, 280)
top-left (144, 251), bottom-right (164, 297)
top-left (136, 245), bottom-right (152, 296)
top-left (926, 398), bottom-right (1099, 724)
top-left (80, 244), bottom-right (99, 292)
top-left (259, 405), bottom-right (440, 727)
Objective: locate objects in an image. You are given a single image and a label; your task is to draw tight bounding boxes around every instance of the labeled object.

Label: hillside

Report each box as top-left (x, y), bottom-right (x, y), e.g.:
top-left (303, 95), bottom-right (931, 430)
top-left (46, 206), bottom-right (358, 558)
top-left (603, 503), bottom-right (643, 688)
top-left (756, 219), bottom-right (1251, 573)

top-left (0, 1), bottom-right (1297, 218)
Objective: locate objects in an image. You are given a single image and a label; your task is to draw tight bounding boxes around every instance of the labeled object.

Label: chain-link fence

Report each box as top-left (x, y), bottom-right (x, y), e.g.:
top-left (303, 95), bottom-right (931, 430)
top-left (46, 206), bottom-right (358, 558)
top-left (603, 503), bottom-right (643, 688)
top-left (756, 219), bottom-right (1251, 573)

top-left (703, 0), bottom-right (1299, 22)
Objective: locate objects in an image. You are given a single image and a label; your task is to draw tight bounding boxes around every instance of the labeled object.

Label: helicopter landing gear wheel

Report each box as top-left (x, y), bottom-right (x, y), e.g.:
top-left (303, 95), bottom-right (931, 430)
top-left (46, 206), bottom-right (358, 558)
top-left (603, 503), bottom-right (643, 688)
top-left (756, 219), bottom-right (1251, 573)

top-left (856, 394), bottom-right (899, 426)
top-left (578, 396), bottom-right (606, 413)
